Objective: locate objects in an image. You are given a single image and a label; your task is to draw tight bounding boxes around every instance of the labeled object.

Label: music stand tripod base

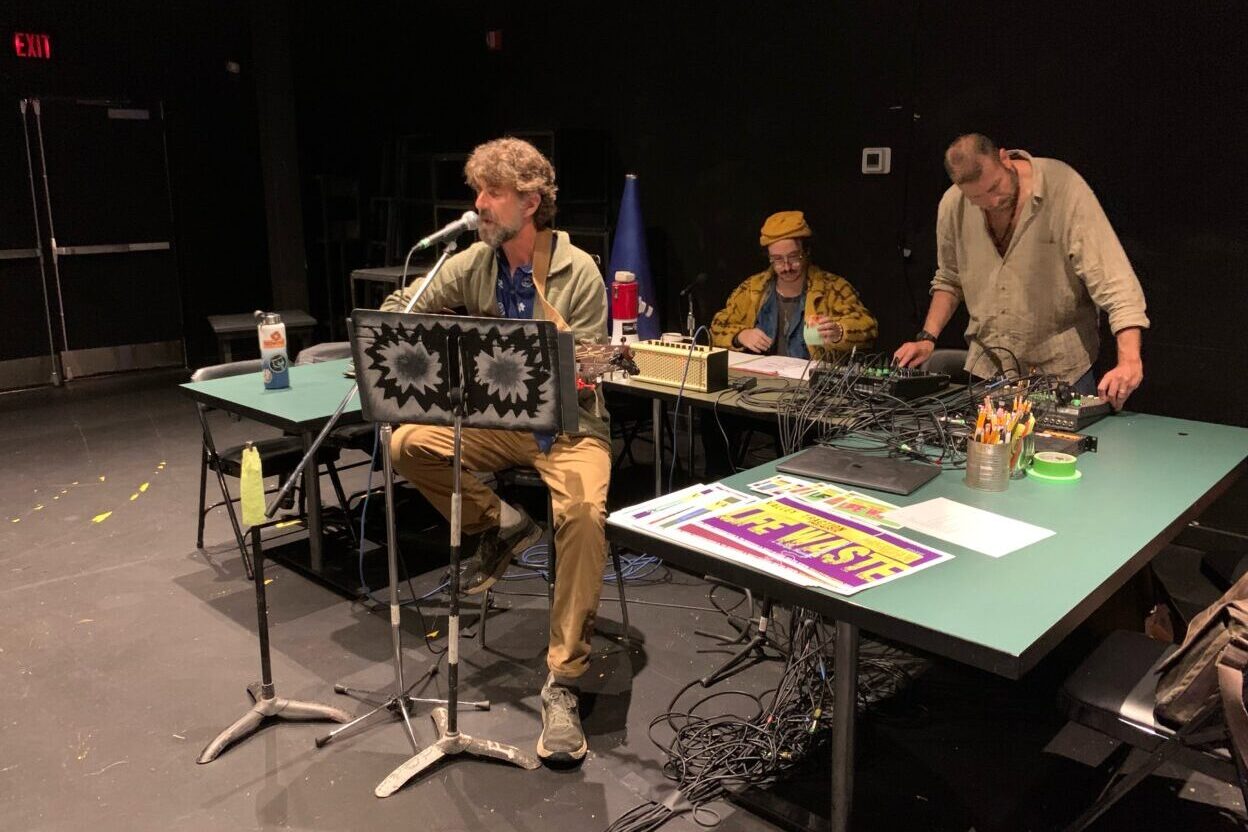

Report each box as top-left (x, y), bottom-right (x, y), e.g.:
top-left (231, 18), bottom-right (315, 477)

top-left (349, 310), bottom-right (579, 796)
top-left (376, 706), bottom-right (540, 797)
top-left (198, 526), bottom-right (353, 764)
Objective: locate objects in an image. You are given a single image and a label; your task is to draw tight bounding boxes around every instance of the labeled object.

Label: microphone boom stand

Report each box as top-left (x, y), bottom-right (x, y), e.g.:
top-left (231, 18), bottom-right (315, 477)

top-left (265, 240), bottom-right (459, 517)
top-left (262, 239), bottom-right (490, 752)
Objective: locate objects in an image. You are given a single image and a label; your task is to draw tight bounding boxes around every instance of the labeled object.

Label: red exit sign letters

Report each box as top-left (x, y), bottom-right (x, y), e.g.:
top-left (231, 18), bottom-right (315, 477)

top-left (13, 32), bottom-right (52, 59)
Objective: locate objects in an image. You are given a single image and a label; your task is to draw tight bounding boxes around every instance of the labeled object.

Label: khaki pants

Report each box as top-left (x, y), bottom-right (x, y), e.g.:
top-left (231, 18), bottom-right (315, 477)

top-left (391, 425), bottom-right (611, 680)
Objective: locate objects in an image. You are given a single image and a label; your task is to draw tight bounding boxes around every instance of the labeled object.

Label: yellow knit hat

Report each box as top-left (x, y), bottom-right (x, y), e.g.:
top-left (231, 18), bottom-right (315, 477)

top-left (759, 211), bottom-right (812, 247)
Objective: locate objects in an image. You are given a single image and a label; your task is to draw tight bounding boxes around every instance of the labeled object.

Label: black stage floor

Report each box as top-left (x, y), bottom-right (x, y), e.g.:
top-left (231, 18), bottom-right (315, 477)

top-left (0, 371), bottom-right (1244, 831)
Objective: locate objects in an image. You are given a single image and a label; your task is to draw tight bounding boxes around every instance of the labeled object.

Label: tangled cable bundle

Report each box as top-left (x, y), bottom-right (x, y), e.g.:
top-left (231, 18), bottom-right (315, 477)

top-left (605, 607), bottom-right (922, 832)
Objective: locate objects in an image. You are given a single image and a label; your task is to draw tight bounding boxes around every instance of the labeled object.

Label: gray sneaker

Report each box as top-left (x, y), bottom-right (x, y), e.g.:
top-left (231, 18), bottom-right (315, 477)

top-left (463, 509), bottom-right (543, 596)
top-left (537, 675), bottom-right (587, 765)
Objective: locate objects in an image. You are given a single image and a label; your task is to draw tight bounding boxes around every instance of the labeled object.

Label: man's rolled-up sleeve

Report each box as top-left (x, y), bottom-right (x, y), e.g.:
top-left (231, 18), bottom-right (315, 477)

top-left (1066, 178), bottom-right (1149, 334)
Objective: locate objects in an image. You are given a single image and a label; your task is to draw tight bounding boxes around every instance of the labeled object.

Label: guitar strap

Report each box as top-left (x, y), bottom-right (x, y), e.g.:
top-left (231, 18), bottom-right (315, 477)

top-left (530, 228), bottom-right (571, 332)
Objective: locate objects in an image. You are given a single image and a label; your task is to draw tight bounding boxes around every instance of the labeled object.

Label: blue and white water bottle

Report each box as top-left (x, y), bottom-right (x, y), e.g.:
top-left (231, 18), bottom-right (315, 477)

top-left (255, 310), bottom-right (290, 390)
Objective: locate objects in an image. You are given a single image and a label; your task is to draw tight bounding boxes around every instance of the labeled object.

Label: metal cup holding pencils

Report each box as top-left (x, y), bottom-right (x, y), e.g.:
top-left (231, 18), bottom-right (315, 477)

top-left (966, 439), bottom-right (1011, 491)
top-left (967, 394), bottom-right (1036, 490)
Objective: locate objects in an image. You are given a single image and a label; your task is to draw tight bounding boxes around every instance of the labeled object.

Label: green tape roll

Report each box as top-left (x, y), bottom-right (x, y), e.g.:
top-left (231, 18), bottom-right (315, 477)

top-left (1027, 450), bottom-right (1081, 482)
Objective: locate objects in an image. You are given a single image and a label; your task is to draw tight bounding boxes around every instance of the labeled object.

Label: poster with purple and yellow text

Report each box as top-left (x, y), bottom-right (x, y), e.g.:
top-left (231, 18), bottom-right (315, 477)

top-left (680, 496), bottom-right (952, 595)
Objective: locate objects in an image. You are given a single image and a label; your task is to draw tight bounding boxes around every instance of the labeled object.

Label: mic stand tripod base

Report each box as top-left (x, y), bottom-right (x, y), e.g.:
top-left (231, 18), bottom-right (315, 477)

top-left (199, 682), bottom-right (353, 764)
top-left (315, 672), bottom-right (490, 749)
top-left (376, 706), bottom-right (540, 798)
top-left (695, 595), bottom-right (785, 688)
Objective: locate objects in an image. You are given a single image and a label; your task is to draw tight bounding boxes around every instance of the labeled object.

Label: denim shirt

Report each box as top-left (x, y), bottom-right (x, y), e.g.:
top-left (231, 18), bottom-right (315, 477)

top-left (495, 255), bottom-right (537, 319)
top-left (754, 282), bottom-right (809, 360)
top-left (494, 246), bottom-right (555, 452)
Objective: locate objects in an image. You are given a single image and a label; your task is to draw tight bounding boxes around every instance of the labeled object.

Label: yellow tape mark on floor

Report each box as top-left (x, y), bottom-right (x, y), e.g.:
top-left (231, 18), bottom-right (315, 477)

top-left (91, 511), bottom-right (112, 524)
top-left (138, 482), bottom-right (150, 493)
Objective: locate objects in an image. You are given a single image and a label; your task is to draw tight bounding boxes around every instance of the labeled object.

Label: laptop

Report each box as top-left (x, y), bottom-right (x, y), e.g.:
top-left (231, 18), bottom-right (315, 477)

top-left (776, 446), bottom-right (940, 496)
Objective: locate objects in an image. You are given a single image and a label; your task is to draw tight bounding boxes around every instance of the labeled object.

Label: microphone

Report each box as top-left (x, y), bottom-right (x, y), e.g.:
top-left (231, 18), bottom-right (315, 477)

top-left (678, 272), bottom-right (708, 297)
top-left (414, 211), bottom-right (479, 251)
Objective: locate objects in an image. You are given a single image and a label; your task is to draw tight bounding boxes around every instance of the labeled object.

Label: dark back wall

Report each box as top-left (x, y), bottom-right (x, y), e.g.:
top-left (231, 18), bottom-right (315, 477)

top-left (3, 0), bottom-right (270, 366)
top-left (292, 0), bottom-right (1246, 424)
top-left (5, 2), bottom-right (1243, 425)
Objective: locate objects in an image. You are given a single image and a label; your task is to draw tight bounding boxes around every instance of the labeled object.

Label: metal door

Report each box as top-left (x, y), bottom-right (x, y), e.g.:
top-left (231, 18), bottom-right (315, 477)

top-left (0, 100), bottom-right (61, 391)
top-left (31, 98), bottom-right (184, 378)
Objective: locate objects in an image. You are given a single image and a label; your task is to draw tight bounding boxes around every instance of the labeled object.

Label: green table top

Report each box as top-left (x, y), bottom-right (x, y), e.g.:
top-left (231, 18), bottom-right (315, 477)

top-left (608, 412), bottom-right (1248, 677)
top-left (180, 358), bottom-right (360, 431)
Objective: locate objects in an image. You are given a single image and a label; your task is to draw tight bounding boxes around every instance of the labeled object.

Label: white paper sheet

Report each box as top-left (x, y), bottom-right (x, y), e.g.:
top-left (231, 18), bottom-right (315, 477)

top-left (884, 497), bottom-right (1054, 558)
top-left (730, 354), bottom-right (814, 380)
top-left (727, 351), bottom-right (764, 368)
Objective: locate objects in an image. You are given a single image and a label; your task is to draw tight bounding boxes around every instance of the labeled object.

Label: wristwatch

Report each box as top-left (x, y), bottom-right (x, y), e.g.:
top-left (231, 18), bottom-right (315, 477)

top-left (914, 329), bottom-right (938, 344)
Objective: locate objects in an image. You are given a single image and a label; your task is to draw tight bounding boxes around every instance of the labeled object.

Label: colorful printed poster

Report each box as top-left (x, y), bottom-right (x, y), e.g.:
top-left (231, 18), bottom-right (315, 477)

top-left (747, 475), bottom-right (895, 526)
top-left (746, 475), bottom-right (812, 496)
top-left (611, 483), bottom-right (757, 533)
top-left (645, 484), bottom-right (757, 531)
top-left (614, 484), bottom-right (714, 524)
top-left (790, 481), bottom-right (850, 506)
top-left (679, 496), bottom-right (952, 595)
top-left (826, 491), bottom-right (903, 529)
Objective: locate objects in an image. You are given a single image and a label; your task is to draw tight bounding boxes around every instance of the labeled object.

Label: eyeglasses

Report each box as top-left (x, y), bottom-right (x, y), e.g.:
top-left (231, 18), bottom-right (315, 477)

top-left (768, 253), bottom-right (805, 267)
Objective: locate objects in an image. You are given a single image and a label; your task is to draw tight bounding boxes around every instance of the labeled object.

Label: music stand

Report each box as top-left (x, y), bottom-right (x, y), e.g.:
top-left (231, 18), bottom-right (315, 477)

top-left (350, 309), bottom-right (579, 796)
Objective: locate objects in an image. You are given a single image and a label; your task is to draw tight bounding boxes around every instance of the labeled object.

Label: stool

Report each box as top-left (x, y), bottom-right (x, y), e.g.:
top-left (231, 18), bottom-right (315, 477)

top-left (478, 467), bottom-right (631, 649)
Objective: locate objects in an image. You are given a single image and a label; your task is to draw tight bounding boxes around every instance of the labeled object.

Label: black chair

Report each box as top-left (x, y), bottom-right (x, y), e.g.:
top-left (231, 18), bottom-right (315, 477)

top-left (604, 389), bottom-right (653, 472)
top-left (193, 360), bottom-right (353, 578)
top-left (1203, 550), bottom-right (1248, 593)
top-left (478, 466), bottom-right (631, 647)
top-left (294, 341), bottom-right (380, 457)
top-left (921, 347), bottom-right (970, 383)
top-left (1057, 629), bottom-right (1248, 830)
top-left (294, 341), bottom-right (353, 365)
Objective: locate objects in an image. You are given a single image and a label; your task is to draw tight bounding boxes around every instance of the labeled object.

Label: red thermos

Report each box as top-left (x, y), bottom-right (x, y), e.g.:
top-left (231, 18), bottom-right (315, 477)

top-left (611, 271), bottom-right (639, 343)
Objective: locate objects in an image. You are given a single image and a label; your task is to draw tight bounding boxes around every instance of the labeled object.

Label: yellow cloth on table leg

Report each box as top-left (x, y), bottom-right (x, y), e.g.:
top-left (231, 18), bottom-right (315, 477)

top-left (240, 444), bottom-right (266, 527)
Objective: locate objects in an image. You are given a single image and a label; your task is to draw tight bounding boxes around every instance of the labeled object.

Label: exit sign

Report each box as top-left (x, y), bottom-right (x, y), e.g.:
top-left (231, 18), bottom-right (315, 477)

top-left (13, 32), bottom-right (52, 59)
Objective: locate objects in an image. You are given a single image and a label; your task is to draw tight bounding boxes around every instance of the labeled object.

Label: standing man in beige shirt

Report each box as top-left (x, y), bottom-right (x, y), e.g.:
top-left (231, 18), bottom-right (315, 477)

top-left (894, 134), bottom-right (1149, 409)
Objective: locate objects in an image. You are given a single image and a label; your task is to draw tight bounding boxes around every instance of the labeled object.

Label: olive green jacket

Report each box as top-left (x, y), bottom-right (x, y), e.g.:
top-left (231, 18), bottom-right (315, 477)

top-left (380, 231), bottom-right (611, 444)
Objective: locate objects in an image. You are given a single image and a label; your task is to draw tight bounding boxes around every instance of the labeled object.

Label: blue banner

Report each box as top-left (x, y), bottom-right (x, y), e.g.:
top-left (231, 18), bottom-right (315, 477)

top-left (606, 174), bottom-right (661, 340)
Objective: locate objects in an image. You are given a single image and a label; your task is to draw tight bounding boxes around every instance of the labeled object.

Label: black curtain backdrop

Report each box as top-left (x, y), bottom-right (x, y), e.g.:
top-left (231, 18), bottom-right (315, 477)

top-left (7, 1), bottom-right (1244, 425)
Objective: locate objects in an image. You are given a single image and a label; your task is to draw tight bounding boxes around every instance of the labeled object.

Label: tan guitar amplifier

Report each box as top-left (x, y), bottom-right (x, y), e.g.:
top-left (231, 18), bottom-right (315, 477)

top-left (629, 339), bottom-right (729, 392)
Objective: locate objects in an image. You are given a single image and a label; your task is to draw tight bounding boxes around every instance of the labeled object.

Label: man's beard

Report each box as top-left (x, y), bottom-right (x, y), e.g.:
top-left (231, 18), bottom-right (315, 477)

top-left (479, 215), bottom-right (521, 248)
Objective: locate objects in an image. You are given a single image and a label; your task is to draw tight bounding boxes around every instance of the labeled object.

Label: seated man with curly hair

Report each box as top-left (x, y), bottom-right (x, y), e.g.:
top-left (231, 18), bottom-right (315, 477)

top-left (380, 137), bottom-right (609, 767)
